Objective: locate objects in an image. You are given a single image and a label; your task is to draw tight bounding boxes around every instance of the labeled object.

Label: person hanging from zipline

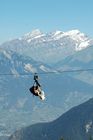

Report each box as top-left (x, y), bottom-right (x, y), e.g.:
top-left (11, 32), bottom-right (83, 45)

top-left (29, 73), bottom-right (45, 100)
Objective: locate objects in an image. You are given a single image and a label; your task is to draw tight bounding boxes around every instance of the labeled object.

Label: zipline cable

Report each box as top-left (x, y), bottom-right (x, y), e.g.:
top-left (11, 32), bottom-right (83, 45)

top-left (0, 68), bottom-right (93, 76)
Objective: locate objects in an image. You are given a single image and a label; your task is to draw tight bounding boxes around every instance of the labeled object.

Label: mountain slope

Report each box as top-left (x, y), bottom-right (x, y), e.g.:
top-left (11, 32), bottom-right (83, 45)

top-left (9, 98), bottom-right (93, 140)
top-left (54, 45), bottom-right (93, 86)
top-left (0, 47), bottom-right (93, 138)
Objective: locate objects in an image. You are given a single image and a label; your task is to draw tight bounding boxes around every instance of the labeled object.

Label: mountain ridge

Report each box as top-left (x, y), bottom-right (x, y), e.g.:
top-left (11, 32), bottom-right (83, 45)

top-left (0, 29), bottom-right (93, 64)
top-left (9, 98), bottom-right (93, 140)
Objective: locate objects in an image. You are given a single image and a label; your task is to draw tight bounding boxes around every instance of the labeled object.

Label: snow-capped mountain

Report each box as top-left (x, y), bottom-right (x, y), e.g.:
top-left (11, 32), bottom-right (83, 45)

top-left (0, 29), bottom-right (93, 139)
top-left (0, 29), bottom-right (93, 64)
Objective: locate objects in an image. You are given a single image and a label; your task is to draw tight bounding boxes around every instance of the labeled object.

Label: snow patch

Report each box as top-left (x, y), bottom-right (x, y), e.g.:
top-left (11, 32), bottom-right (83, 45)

top-left (24, 63), bottom-right (37, 73)
top-left (11, 68), bottom-right (19, 77)
top-left (27, 34), bottom-right (45, 43)
top-left (85, 121), bottom-right (92, 133)
top-left (21, 29), bottom-right (45, 43)
top-left (52, 31), bottom-right (64, 40)
top-left (76, 41), bottom-right (90, 51)
top-left (0, 132), bottom-right (10, 137)
top-left (39, 65), bottom-right (49, 72)
top-left (54, 31), bottom-right (63, 35)
top-left (3, 50), bottom-right (11, 59)
top-left (66, 29), bottom-right (80, 35)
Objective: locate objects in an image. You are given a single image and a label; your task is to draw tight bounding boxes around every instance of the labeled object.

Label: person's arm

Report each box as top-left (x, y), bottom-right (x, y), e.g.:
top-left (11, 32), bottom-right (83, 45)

top-left (35, 79), bottom-right (41, 87)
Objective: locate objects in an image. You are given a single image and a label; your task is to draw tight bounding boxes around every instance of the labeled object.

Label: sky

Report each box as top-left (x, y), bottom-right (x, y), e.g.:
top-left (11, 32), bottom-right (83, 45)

top-left (0, 0), bottom-right (93, 44)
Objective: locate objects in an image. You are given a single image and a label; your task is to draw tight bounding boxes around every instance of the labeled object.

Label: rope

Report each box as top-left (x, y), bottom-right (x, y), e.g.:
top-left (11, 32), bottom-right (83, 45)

top-left (0, 68), bottom-right (93, 76)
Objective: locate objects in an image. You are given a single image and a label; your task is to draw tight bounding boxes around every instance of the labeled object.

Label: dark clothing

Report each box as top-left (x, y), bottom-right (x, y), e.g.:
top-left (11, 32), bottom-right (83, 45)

top-left (34, 79), bottom-right (41, 87)
top-left (29, 86), bottom-right (38, 96)
top-left (29, 74), bottom-right (41, 96)
top-left (34, 74), bottom-right (41, 87)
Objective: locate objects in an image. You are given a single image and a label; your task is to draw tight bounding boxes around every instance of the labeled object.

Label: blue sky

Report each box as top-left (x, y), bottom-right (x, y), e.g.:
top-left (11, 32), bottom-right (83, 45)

top-left (0, 0), bottom-right (93, 43)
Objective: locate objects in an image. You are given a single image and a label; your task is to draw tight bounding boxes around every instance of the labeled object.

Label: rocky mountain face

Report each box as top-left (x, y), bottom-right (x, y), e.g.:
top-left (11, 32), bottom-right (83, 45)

top-left (0, 29), bottom-right (93, 139)
top-left (9, 98), bottom-right (93, 140)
